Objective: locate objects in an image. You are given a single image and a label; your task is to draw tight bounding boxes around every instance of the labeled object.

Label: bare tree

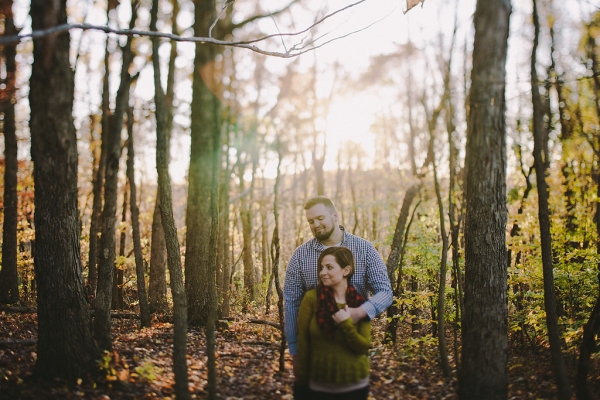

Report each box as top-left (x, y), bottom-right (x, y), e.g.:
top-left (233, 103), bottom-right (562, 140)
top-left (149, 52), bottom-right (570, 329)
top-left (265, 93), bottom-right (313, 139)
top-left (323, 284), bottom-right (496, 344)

top-left (126, 107), bottom-right (151, 328)
top-left (0, 0), bottom-right (20, 305)
top-left (94, 0), bottom-right (139, 351)
top-left (150, 0), bottom-right (189, 397)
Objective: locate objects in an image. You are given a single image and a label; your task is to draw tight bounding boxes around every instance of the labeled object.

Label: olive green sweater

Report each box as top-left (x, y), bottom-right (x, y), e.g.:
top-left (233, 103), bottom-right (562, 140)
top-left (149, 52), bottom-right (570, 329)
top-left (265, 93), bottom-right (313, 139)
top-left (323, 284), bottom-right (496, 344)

top-left (296, 289), bottom-right (371, 385)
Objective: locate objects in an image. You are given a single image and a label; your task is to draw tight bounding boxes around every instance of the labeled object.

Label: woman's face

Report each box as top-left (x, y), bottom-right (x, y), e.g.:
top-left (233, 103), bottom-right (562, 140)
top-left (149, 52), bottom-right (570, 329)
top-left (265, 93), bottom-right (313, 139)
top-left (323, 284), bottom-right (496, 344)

top-left (319, 254), bottom-right (350, 288)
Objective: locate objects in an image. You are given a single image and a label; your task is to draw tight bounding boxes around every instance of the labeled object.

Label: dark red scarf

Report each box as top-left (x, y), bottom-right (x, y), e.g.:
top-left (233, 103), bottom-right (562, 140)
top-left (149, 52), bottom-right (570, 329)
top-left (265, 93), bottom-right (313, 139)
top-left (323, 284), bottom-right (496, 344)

top-left (316, 283), bottom-right (366, 340)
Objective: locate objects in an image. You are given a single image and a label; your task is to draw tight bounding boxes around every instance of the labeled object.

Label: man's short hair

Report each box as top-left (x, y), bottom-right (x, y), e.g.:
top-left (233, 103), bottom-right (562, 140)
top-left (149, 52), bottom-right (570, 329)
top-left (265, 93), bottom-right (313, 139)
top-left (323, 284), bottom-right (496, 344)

top-left (303, 196), bottom-right (337, 213)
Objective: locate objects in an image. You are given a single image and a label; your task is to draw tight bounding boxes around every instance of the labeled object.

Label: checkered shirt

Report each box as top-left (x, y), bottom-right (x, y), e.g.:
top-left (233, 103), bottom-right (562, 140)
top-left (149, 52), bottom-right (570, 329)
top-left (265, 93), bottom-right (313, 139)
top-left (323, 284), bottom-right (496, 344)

top-left (283, 226), bottom-right (393, 355)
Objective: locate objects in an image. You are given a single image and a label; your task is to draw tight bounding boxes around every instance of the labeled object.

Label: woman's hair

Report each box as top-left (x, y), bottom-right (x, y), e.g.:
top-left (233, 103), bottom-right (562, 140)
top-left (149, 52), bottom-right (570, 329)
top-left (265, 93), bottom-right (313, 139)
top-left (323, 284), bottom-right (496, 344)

top-left (317, 246), bottom-right (356, 280)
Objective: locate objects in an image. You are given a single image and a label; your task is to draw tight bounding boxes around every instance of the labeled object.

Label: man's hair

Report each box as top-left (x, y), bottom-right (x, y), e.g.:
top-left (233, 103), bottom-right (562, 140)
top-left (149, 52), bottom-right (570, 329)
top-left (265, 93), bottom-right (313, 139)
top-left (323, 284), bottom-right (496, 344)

top-left (303, 196), bottom-right (337, 213)
top-left (318, 246), bottom-right (356, 280)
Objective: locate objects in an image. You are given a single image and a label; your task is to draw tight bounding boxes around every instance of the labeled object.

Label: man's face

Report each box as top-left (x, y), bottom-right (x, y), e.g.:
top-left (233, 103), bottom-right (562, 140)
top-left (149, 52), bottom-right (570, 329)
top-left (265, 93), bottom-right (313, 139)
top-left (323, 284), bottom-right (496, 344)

top-left (305, 204), bottom-right (337, 241)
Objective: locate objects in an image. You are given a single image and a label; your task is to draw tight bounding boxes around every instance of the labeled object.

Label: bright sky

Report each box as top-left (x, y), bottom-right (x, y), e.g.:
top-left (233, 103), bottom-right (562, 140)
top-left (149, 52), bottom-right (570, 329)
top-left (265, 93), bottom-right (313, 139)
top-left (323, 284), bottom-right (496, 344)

top-left (7, 0), bottom-right (599, 185)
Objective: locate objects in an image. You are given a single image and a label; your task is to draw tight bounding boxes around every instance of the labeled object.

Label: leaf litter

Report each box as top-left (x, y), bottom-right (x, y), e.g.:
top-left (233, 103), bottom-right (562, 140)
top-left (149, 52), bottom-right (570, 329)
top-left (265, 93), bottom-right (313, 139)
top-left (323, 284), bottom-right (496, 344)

top-left (1, 310), bottom-right (599, 399)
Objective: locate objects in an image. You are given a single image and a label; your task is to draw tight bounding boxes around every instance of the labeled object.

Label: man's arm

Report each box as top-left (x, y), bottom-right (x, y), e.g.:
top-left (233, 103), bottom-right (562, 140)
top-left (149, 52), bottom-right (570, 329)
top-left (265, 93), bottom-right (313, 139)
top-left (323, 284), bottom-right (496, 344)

top-left (360, 243), bottom-right (393, 319)
top-left (283, 253), bottom-right (304, 356)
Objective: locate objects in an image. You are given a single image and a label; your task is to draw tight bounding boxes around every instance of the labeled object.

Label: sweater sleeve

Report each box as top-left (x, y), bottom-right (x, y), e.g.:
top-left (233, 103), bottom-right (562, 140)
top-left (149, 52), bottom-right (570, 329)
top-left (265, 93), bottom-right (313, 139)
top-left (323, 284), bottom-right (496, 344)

top-left (337, 318), bottom-right (371, 354)
top-left (295, 290), bottom-right (315, 384)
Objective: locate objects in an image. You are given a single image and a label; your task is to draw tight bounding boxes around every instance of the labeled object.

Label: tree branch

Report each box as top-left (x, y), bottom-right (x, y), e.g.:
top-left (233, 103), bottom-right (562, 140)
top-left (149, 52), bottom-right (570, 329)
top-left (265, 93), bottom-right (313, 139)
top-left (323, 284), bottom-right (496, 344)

top-left (0, 0), bottom-right (374, 58)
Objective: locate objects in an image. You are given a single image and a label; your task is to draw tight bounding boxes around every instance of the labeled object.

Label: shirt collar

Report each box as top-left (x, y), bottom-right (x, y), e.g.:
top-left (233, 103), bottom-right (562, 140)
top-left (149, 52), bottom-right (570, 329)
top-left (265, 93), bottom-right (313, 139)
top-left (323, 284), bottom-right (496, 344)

top-left (311, 225), bottom-right (347, 251)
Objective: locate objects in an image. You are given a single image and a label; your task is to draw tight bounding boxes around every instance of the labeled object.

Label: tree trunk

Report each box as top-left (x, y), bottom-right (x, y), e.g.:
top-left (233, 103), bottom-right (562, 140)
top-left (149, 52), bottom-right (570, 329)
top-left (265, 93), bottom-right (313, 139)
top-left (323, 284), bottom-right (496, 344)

top-left (150, 0), bottom-right (189, 397)
top-left (148, 193), bottom-right (168, 313)
top-left (271, 142), bottom-right (286, 371)
top-left (185, 0), bottom-right (221, 327)
top-left (387, 198), bottom-right (421, 344)
top-left (459, 0), bottom-right (511, 398)
top-left (385, 184), bottom-right (422, 285)
top-left (88, 6), bottom-right (112, 298)
top-left (218, 134), bottom-right (231, 318)
top-left (94, 0), bottom-right (138, 351)
top-left (205, 85), bottom-right (221, 400)
top-left (432, 139), bottom-right (451, 377)
top-left (240, 180), bottom-right (255, 309)
top-left (575, 24), bottom-right (600, 400)
top-left (113, 180), bottom-right (128, 311)
top-left (531, 2), bottom-right (572, 398)
top-left (29, 0), bottom-right (99, 380)
top-left (0, 0), bottom-right (20, 305)
top-left (126, 109), bottom-right (151, 328)
top-left (148, 0), bottom-right (179, 315)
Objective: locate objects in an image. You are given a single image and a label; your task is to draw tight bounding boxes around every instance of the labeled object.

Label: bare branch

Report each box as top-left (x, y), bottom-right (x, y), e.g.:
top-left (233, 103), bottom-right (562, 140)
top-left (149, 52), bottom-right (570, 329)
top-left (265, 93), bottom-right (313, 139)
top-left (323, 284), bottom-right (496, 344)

top-left (0, 0), bottom-right (373, 58)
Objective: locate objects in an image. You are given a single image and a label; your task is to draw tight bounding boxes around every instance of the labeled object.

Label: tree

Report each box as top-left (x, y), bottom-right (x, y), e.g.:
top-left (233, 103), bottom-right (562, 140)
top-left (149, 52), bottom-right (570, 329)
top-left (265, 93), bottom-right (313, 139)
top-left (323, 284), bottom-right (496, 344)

top-left (184, 0), bottom-right (222, 327)
top-left (29, 0), bottom-right (99, 380)
top-left (150, 0), bottom-right (189, 397)
top-left (148, 0), bottom-right (179, 315)
top-left (94, 0), bottom-right (139, 351)
top-left (126, 107), bottom-right (151, 328)
top-left (576, 16), bottom-right (600, 399)
top-left (0, 0), bottom-right (20, 305)
top-left (530, 1), bottom-right (571, 398)
top-left (459, 0), bottom-right (511, 398)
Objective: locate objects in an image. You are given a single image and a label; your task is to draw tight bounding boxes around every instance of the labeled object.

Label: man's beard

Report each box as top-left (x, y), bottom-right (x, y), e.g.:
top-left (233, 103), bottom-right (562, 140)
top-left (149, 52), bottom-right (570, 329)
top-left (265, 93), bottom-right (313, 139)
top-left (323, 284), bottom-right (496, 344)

top-left (313, 225), bottom-right (335, 241)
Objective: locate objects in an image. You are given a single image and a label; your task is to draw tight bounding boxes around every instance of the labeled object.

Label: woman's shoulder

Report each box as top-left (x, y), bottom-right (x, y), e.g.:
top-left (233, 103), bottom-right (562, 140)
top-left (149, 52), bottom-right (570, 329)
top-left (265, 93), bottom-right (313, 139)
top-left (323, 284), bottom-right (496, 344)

top-left (304, 288), bottom-right (317, 300)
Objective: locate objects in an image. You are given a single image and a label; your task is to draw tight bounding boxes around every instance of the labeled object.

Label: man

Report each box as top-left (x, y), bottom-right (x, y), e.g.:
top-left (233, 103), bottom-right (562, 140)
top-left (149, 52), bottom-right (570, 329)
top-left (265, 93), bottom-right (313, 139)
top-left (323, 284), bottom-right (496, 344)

top-left (283, 196), bottom-right (393, 379)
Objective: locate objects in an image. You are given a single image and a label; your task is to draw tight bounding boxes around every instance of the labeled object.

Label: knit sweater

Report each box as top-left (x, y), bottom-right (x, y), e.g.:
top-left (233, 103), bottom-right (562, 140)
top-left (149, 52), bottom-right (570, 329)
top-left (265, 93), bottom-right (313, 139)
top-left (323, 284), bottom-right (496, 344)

top-left (296, 289), bottom-right (371, 385)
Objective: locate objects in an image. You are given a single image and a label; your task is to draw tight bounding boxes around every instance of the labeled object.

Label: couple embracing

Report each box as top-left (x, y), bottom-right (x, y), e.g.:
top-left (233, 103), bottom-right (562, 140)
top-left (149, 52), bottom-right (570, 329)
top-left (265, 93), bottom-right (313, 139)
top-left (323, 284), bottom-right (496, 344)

top-left (284, 196), bottom-right (393, 399)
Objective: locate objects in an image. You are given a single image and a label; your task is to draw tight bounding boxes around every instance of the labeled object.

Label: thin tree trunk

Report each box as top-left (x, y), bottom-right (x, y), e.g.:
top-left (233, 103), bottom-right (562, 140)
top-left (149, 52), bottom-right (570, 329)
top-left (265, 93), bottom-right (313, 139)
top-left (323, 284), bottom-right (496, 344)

top-left (149, 0), bottom-right (179, 314)
top-left (218, 135), bottom-right (231, 318)
top-left (447, 97), bottom-right (463, 372)
top-left (126, 108), bottom-right (151, 328)
top-left (29, 0), bottom-right (99, 379)
top-left (113, 180), bottom-right (128, 311)
top-left (575, 26), bottom-right (600, 400)
top-left (87, 5), bottom-right (111, 298)
top-left (531, 2), bottom-right (572, 398)
top-left (432, 139), bottom-right (451, 377)
top-left (387, 198), bottom-right (421, 344)
top-left (148, 193), bottom-right (168, 313)
top-left (459, 0), bottom-right (511, 398)
top-left (150, 0), bottom-right (189, 397)
top-left (205, 88), bottom-right (221, 400)
top-left (0, 0), bottom-right (20, 305)
top-left (94, 0), bottom-right (138, 351)
top-left (271, 142), bottom-right (286, 371)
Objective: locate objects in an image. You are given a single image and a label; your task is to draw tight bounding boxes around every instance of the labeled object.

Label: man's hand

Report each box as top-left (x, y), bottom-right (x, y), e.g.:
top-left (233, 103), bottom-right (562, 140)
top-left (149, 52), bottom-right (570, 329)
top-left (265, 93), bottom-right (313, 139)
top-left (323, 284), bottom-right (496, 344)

top-left (332, 305), bottom-right (351, 324)
top-left (347, 305), bottom-right (367, 324)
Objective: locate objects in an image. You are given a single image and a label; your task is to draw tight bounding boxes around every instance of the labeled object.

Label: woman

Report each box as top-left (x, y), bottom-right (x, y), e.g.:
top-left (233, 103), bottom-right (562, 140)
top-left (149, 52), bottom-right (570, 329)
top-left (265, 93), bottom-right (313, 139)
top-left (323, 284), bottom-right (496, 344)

top-left (296, 246), bottom-right (371, 400)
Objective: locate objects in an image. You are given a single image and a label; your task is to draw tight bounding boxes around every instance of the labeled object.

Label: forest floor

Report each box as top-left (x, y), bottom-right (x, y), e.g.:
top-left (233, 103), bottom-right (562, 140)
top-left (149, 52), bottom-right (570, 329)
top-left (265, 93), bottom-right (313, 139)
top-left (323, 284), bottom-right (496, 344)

top-left (1, 309), bottom-right (599, 399)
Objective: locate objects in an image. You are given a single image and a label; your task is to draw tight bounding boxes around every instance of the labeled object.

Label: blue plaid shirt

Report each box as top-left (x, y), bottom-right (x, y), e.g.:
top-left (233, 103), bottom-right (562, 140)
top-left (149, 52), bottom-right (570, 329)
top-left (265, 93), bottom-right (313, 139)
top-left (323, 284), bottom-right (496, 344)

top-left (283, 226), bottom-right (393, 355)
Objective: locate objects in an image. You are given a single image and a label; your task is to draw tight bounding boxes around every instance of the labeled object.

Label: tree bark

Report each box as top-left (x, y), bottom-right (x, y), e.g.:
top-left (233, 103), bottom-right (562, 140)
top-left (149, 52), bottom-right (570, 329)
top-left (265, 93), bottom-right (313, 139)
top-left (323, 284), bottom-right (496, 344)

top-left (126, 109), bottom-right (151, 328)
top-left (113, 179), bottom-right (128, 311)
top-left (431, 136), bottom-right (451, 377)
top-left (0, 0), bottom-right (20, 305)
top-left (94, 0), bottom-right (138, 351)
top-left (87, 5), bottom-right (112, 298)
top-left (531, 2), bottom-right (572, 398)
top-left (576, 24), bottom-right (600, 400)
top-left (459, 0), bottom-right (511, 398)
top-left (149, 0), bottom-right (179, 315)
top-left (271, 142), bottom-right (286, 371)
top-left (150, 0), bottom-right (189, 397)
top-left (29, 0), bottom-right (99, 380)
top-left (185, 0), bottom-right (221, 327)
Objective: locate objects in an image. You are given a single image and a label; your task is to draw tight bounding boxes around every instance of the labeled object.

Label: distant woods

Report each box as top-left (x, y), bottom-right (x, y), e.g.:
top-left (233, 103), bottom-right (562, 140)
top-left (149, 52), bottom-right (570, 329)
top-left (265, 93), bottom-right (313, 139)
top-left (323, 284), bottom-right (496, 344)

top-left (1, 0), bottom-right (600, 398)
